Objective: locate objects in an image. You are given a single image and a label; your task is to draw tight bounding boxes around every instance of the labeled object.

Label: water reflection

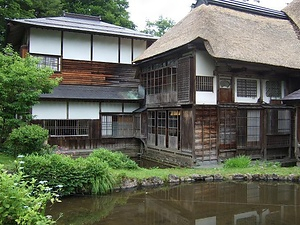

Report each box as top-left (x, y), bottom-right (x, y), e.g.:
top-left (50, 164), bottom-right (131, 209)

top-left (47, 182), bottom-right (300, 225)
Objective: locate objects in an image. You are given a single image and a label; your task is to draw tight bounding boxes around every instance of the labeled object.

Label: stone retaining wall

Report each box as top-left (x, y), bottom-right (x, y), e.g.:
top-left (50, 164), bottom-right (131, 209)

top-left (116, 173), bottom-right (300, 190)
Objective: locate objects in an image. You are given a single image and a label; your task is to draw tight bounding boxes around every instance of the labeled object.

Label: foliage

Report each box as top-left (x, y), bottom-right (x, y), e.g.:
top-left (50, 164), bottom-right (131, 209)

top-left (5, 125), bottom-right (49, 157)
top-left (22, 154), bottom-right (115, 196)
top-left (61, 0), bottom-right (135, 29)
top-left (0, 46), bottom-right (60, 145)
top-left (89, 148), bottom-right (139, 170)
top-left (0, 164), bottom-right (59, 224)
top-left (223, 155), bottom-right (252, 168)
top-left (141, 15), bottom-right (175, 37)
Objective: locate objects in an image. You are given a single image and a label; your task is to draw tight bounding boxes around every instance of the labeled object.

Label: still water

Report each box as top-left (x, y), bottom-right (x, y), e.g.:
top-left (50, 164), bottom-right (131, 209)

top-left (47, 182), bottom-right (300, 225)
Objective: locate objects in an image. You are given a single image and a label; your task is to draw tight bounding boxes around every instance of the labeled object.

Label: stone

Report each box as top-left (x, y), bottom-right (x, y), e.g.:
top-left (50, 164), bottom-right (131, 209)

top-left (168, 174), bottom-right (180, 183)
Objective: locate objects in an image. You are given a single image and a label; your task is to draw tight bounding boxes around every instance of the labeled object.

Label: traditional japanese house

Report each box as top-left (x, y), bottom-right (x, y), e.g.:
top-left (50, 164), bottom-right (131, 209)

top-left (5, 13), bottom-right (156, 155)
top-left (133, 0), bottom-right (300, 166)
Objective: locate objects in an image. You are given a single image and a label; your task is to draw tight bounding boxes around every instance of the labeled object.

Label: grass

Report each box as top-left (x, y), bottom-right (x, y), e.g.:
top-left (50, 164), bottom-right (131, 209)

top-left (1, 152), bottom-right (300, 182)
top-left (0, 153), bottom-right (15, 171)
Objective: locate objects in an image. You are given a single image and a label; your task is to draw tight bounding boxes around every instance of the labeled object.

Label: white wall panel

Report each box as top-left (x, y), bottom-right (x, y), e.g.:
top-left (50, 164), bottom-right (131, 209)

top-left (195, 50), bottom-right (217, 105)
top-left (120, 38), bottom-right (132, 64)
top-left (63, 32), bottom-right (91, 60)
top-left (101, 102), bottom-right (122, 112)
top-left (93, 35), bottom-right (118, 63)
top-left (133, 39), bottom-right (146, 60)
top-left (124, 103), bottom-right (139, 113)
top-left (68, 102), bottom-right (99, 119)
top-left (30, 28), bottom-right (61, 55)
top-left (196, 50), bottom-right (215, 76)
top-left (32, 101), bottom-right (67, 119)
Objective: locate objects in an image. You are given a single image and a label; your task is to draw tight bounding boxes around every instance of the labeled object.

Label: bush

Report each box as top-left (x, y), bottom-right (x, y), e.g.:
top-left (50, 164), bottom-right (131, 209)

top-left (0, 165), bottom-right (58, 224)
top-left (22, 154), bottom-right (115, 196)
top-left (223, 155), bottom-right (251, 168)
top-left (89, 148), bottom-right (139, 170)
top-left (5, 125), bottom-right (49, 157)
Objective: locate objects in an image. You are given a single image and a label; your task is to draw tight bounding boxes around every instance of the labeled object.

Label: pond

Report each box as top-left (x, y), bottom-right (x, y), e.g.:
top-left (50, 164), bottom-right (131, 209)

top-left (47, 181), bottom-right (300, 225)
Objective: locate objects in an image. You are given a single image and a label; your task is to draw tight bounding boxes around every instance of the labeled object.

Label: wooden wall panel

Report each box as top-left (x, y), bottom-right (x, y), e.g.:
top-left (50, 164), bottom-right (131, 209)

top-left (52, 59), bottom-right (139, 87)
top-left (194, 107), bottom-right (218, 162)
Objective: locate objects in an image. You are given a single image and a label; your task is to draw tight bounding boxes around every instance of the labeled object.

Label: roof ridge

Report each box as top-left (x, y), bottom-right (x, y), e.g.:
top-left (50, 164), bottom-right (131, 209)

top-left (63, 12), bottom-right (101, 21)
top-left (193, 0), bottom-right (288, 19)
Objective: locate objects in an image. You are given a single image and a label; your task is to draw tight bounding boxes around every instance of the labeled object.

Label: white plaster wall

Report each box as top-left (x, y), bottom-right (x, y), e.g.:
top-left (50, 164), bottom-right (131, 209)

top-left (101, 102), bottom-right (123, 112)
top-left (124, 103), bottom-right (139, 113)
top-left (93, 35), bottom-right (118, 63)
top-left (68, 102), bottom-right (99, 119)
top-left (32, 101), bottom-right (67, 119)
top-left (63, 32), bottom-right (91, 60)
top-left (133, 39), bottom-right (147, 60)
top-left (235, 78), bottom-right (260, 103)
top-left (195, 50), bottom-right (217, 105)
top-left (30, 28), bottom-right (61, 55)
top-left (120, 38), bottom-right (132, 64)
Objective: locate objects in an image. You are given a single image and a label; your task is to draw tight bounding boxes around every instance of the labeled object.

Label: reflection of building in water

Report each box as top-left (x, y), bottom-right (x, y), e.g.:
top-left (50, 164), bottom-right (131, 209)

top-left (144, 182), bottom-right (300, 225)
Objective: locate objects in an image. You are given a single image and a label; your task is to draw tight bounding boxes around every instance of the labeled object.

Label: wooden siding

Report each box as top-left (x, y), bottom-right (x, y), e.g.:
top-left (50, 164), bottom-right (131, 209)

top-left (194, 107), bottom-right (218, 162)
top-left (52, 59), bottom-right (139, 87)
top-left (181, 108), bottom-right (194, 153)
top-left (32, 119), bottom-right (141, 155)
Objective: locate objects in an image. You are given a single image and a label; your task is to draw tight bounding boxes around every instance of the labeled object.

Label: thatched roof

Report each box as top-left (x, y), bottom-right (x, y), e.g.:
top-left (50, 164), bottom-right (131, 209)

top-left (283, 0), bottom-right (300, 30)
top-left (134, 3), bottom-right (300, 70)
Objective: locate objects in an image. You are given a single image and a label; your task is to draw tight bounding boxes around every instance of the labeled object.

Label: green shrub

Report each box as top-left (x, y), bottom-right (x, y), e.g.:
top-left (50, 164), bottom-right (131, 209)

top-left (223, 155), bottom-right (251, 168)
top-left (5, 125), bottom-right (49, 157)
top-left (0, 165), bottom-right (58, 225)
top-left (22, 154), bottom-right (115, 196)
top-left (89, 148), bottom-right (139, 170)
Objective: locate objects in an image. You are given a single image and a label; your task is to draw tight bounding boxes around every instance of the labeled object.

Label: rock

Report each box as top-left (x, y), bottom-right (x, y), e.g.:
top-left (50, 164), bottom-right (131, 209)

top-left (141, 177), bottom-right (164, 187)
top-left (213, 174), bottom-right (223, 181)
top-left (168, 174), bottom-right (180, 183)
top-left (190, 174), bottom-right (203, 182)
top-left (120, 178), bottom-right (138, 189)
top-left (205, 176), bottom-right (214, 182)
top-left (232, 174), bottom-right (246, 181)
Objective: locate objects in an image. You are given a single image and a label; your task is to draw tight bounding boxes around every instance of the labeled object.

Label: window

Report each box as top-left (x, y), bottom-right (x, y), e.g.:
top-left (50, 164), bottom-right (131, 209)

top-left (237, 79), bottom-right (257, 98)
top-left (267, 109), bottom-right (291, 134)
top-left (266, 81), bottom-right (281, 98)
top-left (157, 111), bottom-right (166, 135)
top-left (237, 110), bottom-right (260, 148)
top-left (196, 76), bottom-right (214, 92)
top-left (44, 120), bottom-right (89, 137)
top-left (101, 115), bottom-right (133, 137)
top-left (144, 61), bottom-right (177, 95)
top-left (34, 55), bottom-right (61, 72)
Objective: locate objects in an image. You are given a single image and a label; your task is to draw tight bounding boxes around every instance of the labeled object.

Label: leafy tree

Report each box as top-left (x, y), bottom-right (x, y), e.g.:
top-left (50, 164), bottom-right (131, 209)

top-left (61, 0), bottom-right (135, 29)
top-left (141, 16), bottom-right (175, 37)
top-left (0, 46), bottom-right (60, 146)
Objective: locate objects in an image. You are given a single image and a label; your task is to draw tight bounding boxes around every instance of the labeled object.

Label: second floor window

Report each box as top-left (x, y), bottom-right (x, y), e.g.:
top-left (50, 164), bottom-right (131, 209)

top-left (237, 78), bottom-right (257, 98)
top-left (34, 55), bottom-right (61, 72)
top-left (196, 76), bottom-right (214, 92)
top-left (266, 81), bottom-right (282, 98)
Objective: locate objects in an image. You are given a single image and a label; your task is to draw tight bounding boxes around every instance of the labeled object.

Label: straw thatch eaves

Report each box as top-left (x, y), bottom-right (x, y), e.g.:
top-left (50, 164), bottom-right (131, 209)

top-left (134, 1), bottom-right (300, 70)
top-left (283, 0), bottom-right (300, 36)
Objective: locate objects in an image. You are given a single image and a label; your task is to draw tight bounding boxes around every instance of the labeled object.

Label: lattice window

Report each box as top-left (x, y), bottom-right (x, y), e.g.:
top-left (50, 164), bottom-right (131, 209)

top-left (148, 111), bottom-right (156, 135)
top-left (44, 120), bottom-right (89, 137)
top-left (266, 81), bottom-right (281, 98)
top-left (101, 115), bottom-right (133, 137)
top-left (237, 79), bottom-right (257, 98)
top-left (196, 76), bottom-right (214, 92)
top-left (177, 57), bottom-right (191, 102)
top-left (267, 109), bottom-right (291, 135)
top-left (237, 110), bottom-right (261, 148)
top-left (157, 111), bottom-right (166, 135)
top-left (34, 55), bottom-right (61, 71)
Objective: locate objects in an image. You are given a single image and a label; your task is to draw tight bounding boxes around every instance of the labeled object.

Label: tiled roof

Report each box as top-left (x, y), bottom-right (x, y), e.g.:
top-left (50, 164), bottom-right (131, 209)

top-left (40, 85), bottom-right (143, 101)
top-left (8, 13), bottom-right (156, 40)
